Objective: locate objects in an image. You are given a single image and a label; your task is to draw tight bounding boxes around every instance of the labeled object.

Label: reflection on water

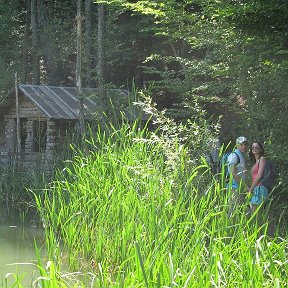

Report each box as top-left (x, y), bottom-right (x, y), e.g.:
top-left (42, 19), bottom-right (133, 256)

top-left (0, 218), bottom-right (44, 287)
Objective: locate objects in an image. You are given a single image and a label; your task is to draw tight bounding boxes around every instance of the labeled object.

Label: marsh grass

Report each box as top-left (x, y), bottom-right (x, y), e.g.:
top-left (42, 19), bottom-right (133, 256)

top-left (34, 121), bottom-right (288, 287)
top-left (0, 165), bottom-right (48, 219)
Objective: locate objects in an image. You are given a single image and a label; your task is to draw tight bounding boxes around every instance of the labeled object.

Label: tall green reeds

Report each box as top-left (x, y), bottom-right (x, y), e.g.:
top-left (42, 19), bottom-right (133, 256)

top-left (0, 165), bottom-right (47, 218)
top-left (35, 120), bottom-right (288, 287)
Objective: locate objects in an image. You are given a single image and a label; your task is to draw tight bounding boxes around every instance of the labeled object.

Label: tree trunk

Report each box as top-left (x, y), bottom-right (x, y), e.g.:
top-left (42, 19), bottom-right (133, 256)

top-left (97, 4), bottom-right (105, 89)
top-left (97, 4), bottom-right (107, 115)
top-left (85, 0), bottom-right (92, 86)
top-left (31, 0), bottom-right (40, 84)
top-left (22, 0), bottom-right (31, 83)
top-left (76, 0), bottom-right (85, 136)
top-left (37, 0), bottom-right (58, 84)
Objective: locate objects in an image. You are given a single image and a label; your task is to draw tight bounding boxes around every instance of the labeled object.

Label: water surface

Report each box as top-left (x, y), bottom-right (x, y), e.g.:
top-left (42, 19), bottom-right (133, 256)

top-left (0, 220), bottom-right (44, 287)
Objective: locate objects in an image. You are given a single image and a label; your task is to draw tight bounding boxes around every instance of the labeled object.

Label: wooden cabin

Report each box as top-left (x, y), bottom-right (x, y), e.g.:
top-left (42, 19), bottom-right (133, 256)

top-left (0, 84), bottom-right (129, 169)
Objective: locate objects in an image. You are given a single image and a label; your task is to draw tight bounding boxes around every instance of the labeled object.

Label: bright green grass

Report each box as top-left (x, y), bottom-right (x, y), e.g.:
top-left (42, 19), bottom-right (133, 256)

top-left (34, 123), bottom-right (288, 287)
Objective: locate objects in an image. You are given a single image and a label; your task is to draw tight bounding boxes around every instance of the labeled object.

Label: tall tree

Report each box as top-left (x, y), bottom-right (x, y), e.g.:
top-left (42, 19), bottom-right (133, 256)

top-left (37, 0), bottom-right (58, 84)
top-left (96, 3), bottom-right (108, 114)
top-left (84, 0), bottom-right (93, 86)
top-left (76, 0), bottom-right (85, 135)
top-left (22, 0), bottom-right (31, 83)
top-left (31, 0), bottom-right (40, 84)
top-left (97, 4), bottom-right (105, 89)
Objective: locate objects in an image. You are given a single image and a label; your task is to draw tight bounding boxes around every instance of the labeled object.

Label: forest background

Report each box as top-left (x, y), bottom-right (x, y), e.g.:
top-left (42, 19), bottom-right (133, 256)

top-left (0, 1), bottom-right (288, 285)
top-left (0, 0), bottom-right (287, 200)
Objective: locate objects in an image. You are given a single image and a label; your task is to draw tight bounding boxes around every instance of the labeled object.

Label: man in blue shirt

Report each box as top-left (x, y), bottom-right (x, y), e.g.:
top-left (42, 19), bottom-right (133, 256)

top-left (227, 136), bottom-right (248, 215)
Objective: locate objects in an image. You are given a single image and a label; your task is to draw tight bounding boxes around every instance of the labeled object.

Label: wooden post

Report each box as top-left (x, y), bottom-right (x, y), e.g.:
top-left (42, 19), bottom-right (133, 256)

top-left (15, 72), bottom-right (21, 155)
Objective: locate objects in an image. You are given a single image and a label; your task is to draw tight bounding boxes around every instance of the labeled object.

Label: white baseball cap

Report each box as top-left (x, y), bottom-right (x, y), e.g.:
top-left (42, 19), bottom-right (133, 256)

top-left (236, 136), bottom-right (248, 144)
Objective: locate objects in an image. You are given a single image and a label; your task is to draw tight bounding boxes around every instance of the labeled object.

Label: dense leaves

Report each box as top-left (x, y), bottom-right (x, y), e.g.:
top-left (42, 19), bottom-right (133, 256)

top-left (0, 0), bottom-right (287, 189)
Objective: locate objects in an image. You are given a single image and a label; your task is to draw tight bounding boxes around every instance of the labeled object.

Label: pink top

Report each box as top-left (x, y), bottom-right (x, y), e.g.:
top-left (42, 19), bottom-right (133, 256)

top-left (251, 160), bottom-right (263, 185)
top-left (252, 161), bottom-right (258, 181)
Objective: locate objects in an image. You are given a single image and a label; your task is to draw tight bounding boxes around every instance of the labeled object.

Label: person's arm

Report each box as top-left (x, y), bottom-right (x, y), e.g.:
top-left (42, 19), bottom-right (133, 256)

top-left (248, 157), bottom-right (266, 193)
top-left (230, 164), bottom-right (241, 184)
top-left (228, 153), bottom-right (241, 184)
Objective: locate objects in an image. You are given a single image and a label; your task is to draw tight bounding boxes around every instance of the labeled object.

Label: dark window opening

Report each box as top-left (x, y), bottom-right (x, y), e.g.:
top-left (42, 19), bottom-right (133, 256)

top-left (13, 118), bottom-right (27, 153)
top-left (32, 121), bottom-right (47, 152)
top-left (0, 116), bottom-right (5, 148)
top-left (20, 118), bottom-right (27, 151)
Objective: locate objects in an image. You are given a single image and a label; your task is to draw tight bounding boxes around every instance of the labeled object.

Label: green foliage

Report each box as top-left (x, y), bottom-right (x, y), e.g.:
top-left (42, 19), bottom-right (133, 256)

top-left (35, 120), bottom-right (287, 287)
top-left (217, 1), bottom-right (288, 188)
top-left (135, 90), bottom-right (219, 168)
top-left (98, 0), bottom-right (288, 168)
top-left (0, 166), bottom-right (48, 216)
top-left (0, 0), bottom-right (287, 231)
top-left (0, 1), bottom-right (24, 96)
top-left (1, 1), bottom-right (288, 284)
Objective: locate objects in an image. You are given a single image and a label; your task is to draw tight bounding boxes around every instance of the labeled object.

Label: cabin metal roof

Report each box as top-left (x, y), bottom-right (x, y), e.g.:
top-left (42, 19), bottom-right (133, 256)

top-left (0, 85), bottom-right (128, 120)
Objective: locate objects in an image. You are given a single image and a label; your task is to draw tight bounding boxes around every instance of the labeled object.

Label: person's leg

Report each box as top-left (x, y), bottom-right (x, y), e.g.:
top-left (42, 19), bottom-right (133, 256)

top-left (228, 188), bottom-right (237, 216)
top-left (250, 203), bottom-right (258, 213)
top-left (228, 187), bottom-right (245, 216)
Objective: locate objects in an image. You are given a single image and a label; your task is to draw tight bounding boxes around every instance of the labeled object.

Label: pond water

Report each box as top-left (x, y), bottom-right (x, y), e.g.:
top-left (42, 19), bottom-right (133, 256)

top-left (0, 218), bottom-right (45, 287)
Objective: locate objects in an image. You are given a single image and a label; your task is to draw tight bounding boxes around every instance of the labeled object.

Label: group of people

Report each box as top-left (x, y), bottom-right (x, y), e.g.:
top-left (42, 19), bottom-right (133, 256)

top-left (227, 136), bottom-right (270, 213)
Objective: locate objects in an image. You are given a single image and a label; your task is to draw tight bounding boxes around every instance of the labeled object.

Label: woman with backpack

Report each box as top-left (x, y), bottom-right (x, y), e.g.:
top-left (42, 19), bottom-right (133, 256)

top-left (247, 141), bottom-right (269, 212)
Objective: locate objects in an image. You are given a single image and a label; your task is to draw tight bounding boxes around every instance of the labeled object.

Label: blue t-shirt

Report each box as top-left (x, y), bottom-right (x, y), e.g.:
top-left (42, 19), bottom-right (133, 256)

top-left (227, 148), bottom-right (246, 189)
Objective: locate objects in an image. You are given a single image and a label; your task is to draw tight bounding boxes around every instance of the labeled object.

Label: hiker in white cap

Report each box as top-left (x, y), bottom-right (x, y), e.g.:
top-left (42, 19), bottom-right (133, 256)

top-left (227, 136), bottom-right (248, 214)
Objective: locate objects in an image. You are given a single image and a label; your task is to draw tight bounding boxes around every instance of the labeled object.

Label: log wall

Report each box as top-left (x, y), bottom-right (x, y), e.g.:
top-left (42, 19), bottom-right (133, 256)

top-left (0, 93), bottom-right (77, 171)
